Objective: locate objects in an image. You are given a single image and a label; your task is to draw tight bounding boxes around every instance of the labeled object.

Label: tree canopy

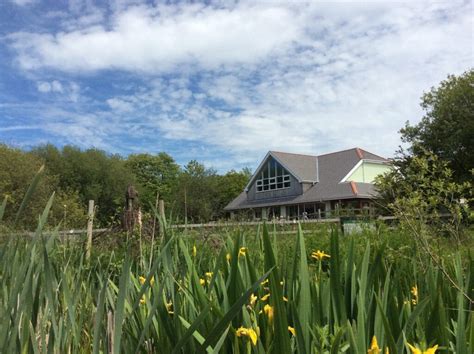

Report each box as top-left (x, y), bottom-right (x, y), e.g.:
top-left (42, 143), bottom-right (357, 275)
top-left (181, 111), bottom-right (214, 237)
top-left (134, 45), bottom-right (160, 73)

top-left (400, 69), bottom-right (474, 182)
top-left (1, 143), bottom-right (251, 229)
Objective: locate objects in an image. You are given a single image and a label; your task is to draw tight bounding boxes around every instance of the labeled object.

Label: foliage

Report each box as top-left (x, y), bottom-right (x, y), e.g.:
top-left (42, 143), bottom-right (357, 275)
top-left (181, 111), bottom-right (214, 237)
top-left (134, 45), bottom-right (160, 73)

top-left (375, 149), bottom-right (472, 241)
top-left (170, 161), bottom-right (251, 223)
top-left (125, 152), bottom-right (180, 210)
top-left (31, 144), bottom-right (137, 226)
top-left (400, 69), bottom-right (474, 182)
top-left (0, 192), bottom-right (473, 353)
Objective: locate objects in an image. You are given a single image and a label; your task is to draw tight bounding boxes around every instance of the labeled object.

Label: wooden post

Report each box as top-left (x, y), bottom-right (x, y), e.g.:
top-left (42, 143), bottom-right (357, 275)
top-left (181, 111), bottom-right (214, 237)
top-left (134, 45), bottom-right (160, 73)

top-left (184, 186), bottom-right (188, 226)
top-left (151, 192), bottom-right (159, 239)
top-left (159, 199), bottom-right (165, 218)
top-left (158, 199), bottom-right (165, 238)
top-left (86, 200), bottom-right (94, 262)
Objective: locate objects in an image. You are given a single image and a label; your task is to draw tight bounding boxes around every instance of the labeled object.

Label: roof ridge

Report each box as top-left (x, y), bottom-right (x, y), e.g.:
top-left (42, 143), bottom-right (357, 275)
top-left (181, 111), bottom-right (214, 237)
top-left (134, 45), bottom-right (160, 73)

top-left (315, 147), bottom-right (358, 157)
top-left (270, 150), bottom-right (317, 158)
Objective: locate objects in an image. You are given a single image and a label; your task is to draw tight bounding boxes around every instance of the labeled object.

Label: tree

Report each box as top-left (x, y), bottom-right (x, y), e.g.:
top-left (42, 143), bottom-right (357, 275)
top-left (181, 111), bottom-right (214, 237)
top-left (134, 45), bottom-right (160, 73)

top-left (375, 149), bottom-right (472, 240)
top-left (214, 168), bottom-right (252, 219)
top-left (400, 69), bottom-right (474, 182)
top-left (32, 145), bottom-right (137, 226)
top-left (125, 153), bottom-right (180, 210)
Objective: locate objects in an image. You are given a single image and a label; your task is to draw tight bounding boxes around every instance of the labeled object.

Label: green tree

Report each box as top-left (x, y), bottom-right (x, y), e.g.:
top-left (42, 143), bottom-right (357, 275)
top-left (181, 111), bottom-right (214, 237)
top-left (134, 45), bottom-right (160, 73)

top-left (400, 69), bottom-right (474, 182)
top-left (125, 153), bottom-right (180, 210)
top-left (214, 168), bottom-right (252, 219)
top-left (0, 144), bottom-right (56, 229)
top-left (32, 145), bottom-right (137, 226)
top-left (375, 149), bottom-right (472, 240)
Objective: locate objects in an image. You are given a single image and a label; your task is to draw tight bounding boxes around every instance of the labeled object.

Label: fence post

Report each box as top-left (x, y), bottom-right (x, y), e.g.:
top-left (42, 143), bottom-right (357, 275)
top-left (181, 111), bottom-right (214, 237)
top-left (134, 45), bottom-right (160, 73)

top-left (86, 200), bottom-right (94, 262)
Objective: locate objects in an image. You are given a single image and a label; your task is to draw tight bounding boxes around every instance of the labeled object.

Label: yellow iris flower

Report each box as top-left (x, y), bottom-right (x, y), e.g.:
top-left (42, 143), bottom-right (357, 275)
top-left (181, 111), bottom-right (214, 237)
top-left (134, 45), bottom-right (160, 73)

top-left (407, 343), bottom-right (438, 354)
top-left (311, 250), bottom-right (331, 261)
top-left (236, 327), bottom-right (258, 346)
top-left (368, 336), bottom-right (381, 354)
top-left (263, 304), bottom-right (274, 323)
top-left (288, 326), bottom-right (296, 336)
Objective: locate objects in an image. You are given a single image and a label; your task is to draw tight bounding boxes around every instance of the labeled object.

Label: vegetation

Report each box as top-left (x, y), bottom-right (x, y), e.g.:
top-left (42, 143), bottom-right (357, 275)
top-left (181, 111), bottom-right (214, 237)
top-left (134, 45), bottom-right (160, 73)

top-left (400, 69), bottom-right (474, 183)
top-left (0, 192), bottom-right (472, 353)
top-left (0, 144), bottom-right (251, 229)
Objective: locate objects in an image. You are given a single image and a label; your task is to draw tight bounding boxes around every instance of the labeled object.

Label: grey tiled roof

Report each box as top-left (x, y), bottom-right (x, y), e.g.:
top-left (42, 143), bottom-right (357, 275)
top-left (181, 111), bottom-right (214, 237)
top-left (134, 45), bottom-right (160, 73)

top-left (224, 148), bottom-right (387, 211)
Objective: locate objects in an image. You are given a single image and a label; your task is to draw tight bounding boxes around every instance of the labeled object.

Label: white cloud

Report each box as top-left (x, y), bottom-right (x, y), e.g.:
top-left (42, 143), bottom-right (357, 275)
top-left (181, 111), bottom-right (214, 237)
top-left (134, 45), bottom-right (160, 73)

top-left (35, 80), bottom-right (80, 102)
top-left (9, 3), bottom-right (302, 72)
top-left (5, 1), bottom-right (473, 170)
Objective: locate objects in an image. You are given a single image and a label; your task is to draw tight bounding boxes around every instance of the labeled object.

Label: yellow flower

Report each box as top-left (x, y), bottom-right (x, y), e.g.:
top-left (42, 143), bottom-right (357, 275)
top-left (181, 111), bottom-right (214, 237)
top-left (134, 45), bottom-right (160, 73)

top-left (139, 276), bottom-right (155, 286)
top-left (199, 278), bottom-right (206, 286)
top-left (311, 250), bottom-right (331, 261)
top-left (192, 245), bottom-right (197, 257)
top-left (283, 296), bottom-right (288, 302)
top-left (288, 326), bottom-right (296, 336)
top-left (236, 327), bottom-right (258, 346)
top-left (411, 285), bottom-right (418, 305)
top-left (250, 293), bottom-right (258, 307)
top-left (368, 336), bottom-right (381, 354)
top-left (226, 253), bottom-right (231, 262)
top-left (139, 295), bottom-right (146, 305)
top-left (261, 293), bottom-right (270, 301)
top-left (407, 343), bottom-right (438, 354)
top-left (205, 272), bottom-right (213, 280)
top-left (239, 247), bottom-right (247, 257)
top-left (165, 300), bottom-right (174, 315)
top-left (263, 304), bottom-right (274, 323)
top-left (260, 279), bottom-right (269, 286)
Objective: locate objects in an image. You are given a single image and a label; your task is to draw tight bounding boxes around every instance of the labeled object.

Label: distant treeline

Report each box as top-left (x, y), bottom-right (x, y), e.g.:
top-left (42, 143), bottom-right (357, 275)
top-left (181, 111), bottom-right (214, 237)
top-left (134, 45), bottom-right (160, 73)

top-left (0, 143), bottom-right (251, 229)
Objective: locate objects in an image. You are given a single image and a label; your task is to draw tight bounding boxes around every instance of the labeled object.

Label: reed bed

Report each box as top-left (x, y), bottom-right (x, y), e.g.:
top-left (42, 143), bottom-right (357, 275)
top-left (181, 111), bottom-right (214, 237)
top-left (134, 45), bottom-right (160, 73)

top-left (0, 193), bottom-right (472, 353)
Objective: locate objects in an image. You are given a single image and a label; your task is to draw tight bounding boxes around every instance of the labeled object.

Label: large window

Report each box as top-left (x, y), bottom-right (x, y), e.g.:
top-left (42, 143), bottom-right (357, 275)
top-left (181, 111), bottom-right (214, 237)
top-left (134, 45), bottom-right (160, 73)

top-left (256, 157), bottom-right (291, 192)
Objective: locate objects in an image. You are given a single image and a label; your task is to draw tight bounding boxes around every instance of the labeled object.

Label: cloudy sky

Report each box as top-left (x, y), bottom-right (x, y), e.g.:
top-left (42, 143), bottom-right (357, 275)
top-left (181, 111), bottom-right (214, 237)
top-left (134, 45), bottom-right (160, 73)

top-left (0, 0), bottom-right (472, 171)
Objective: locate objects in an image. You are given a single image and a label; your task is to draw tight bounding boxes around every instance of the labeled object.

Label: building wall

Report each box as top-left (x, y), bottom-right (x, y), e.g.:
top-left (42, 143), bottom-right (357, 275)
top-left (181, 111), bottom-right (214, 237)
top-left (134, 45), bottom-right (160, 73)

top-left (247, 173), bottom-right (302, 201)
top-left (346, 162), bottom-right (390, 183)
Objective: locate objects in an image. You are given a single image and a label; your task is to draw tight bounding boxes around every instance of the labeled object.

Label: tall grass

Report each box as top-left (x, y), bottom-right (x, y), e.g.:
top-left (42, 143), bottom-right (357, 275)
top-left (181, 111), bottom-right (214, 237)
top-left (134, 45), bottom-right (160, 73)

top-left (0, 172), bottom-right (472, 353)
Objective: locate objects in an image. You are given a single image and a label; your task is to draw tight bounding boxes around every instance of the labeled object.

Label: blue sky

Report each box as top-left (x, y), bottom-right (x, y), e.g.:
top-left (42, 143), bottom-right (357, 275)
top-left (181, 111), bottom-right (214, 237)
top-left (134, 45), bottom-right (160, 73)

top-left (0, 0), bottom-right (472, 172)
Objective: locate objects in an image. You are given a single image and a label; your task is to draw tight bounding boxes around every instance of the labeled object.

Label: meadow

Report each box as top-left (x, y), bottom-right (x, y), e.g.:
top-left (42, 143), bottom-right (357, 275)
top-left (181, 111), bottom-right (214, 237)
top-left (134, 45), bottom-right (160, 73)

top-left (0, 194), bottom-right (473, 354)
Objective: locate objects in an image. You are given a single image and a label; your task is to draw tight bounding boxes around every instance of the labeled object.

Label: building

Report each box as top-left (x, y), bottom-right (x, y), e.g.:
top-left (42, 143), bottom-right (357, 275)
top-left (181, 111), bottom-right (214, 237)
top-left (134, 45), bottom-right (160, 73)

top-left (224, 147), bottom-right (391, 220)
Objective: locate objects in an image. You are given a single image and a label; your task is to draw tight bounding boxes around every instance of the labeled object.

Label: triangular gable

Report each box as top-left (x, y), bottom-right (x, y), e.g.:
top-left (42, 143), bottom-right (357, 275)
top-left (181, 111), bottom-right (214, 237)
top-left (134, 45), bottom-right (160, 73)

top-left (244, 152), bottom-right (303, 192)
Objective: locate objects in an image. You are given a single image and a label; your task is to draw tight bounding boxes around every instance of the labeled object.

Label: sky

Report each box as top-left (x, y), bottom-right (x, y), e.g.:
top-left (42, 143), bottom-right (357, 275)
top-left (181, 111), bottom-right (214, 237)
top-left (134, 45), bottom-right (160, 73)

top-left (0, 0), bottom-right (472, 172)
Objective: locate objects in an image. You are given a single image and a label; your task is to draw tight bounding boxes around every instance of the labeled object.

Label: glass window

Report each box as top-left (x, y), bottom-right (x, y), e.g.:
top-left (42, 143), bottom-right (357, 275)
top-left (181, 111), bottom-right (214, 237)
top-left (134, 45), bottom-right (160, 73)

top-left (256, 158), bottom-right (291, 193)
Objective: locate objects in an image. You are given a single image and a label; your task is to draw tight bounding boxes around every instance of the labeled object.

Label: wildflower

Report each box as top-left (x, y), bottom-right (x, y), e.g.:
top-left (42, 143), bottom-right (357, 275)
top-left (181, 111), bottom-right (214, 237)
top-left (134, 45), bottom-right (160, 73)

top-left (407, 343), bottom-right (438, 354)
top-left (192, 245), bottom-right (197, 257)
top-left (236, 327), bottom-right (258, 346)
top-left (263, 304), bottom-right (274, 323)
top-left (260, 279), bottom-right (269, 286)
top-left (250, 293), bottom-right (258, 307)
top-left (200, 278), bottom-right (206, 286)
top-left (139, 295), bottom-right (146, 305)
top-left (311, 250), bottom-right (331, 261)
top-left (139, 276), bottom-right (155, 286)
top-left (261, 293), bottom-right (270, 301)
top-left (226, 253), bottom-right (231, 262)
top-left (165, 300), bottom-right (174, 315)
top-left (288, 326), bottom-right (296, 336)
top-left (368, 336), bottom-right (381, 354)
top-left (283, 296), bottom-right (288, 302)
top-left (239, 247), bottom-right (247, 257)
top-left (411, 285), bottom-right (418, 305)
top-left (205, 272), bottom-right (213, 280)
